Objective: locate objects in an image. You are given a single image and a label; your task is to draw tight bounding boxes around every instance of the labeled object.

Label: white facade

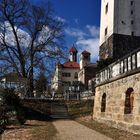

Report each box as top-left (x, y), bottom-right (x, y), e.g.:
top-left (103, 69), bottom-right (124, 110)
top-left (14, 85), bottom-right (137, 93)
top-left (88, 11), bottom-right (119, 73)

top-left (100, 0), bottom-right (140, 45)
top-left (61, 68), bottom-right (78, 84)
top-left (51, 66), bottom-right (79, 92)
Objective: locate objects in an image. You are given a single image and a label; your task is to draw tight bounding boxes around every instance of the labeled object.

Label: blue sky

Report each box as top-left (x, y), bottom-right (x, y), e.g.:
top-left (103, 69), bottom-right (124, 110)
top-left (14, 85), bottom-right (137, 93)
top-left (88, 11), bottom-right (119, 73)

top-left (31, 0), bottom-right (101, 62)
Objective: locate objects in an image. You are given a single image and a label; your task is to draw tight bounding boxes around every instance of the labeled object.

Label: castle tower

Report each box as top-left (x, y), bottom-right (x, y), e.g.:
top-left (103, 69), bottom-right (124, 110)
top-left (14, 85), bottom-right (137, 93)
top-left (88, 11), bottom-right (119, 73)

top-left (69, 46), bottom-right (78, 62)
top-left (80, 50), bottom-right (91, 69)
top-left (100, 0), bottom-right (140, 60)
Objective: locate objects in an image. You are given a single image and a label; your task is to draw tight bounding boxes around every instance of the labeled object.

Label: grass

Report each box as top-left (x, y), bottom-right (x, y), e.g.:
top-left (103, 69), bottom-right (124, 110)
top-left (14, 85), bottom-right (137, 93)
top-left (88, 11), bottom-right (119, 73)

top-left (76, 117), bottom-right (140, 140)
top-left (0, 120), bottom-right (57, 140)
top-left (30, 120), bottom-right (57, 140)
top-left (0, 99), bottom-right (57, 140)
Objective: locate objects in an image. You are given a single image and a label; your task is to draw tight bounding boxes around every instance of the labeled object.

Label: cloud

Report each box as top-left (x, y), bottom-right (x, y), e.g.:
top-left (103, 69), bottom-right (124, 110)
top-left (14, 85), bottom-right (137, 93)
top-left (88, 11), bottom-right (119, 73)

top-left (55, 16), bottom-right (66, 23)
top-left (65, 28), bottom-right (88, 40)
top-left (65, 25), bottom-right (99, 62)
top-left (86, 25), bottom-right (100, 38)
top-left (0, 22), bottom-right (31, 47)
top-left (74, 18), bottom-right (79, 24)
top-left (76, 38), bottom-right (99, 62)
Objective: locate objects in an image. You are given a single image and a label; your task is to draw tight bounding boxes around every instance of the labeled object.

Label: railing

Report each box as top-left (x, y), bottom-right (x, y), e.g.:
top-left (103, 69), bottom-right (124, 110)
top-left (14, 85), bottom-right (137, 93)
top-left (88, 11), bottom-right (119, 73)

top-left (96, 47), bottom-right (140, 85)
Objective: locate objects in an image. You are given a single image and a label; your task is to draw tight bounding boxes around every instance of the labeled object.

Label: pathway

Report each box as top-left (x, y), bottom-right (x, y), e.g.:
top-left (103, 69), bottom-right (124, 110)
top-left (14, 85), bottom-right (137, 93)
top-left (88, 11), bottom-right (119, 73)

top-left (53, 119), bottom-right (112, 140)
top-left (51, 101), bottom-right (112, 140)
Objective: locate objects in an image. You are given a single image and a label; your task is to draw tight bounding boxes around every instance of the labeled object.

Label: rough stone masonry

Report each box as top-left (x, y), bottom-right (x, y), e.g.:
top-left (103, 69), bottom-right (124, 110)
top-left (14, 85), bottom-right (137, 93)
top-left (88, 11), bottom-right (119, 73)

top-left (93, 72), bottom-right (140, 134)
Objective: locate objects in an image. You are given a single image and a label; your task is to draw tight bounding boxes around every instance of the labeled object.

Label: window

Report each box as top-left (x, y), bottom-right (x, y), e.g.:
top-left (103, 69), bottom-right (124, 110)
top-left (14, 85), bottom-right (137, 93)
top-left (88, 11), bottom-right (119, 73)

top-left (131, 10), bottom-right (133, 15)
top-left (63, 81), bottom-right (71, 86)
top-left (101, 93), bottom-right (106, 112)
top-left (74, 72), bottom-right (78, 79)
top-left (131, 31), bottom-right (134, 36)
top-left (105, 3), bottom-right (108, 14)
top-left (105, 27), bottom-right (108, 36)
top-left (131, 1), bottom-right (134, 6)
top-left (131, 20), bottom-right (134, 25)
top-left (62, 72), bottom-right (71, 77)
top-left (124, 88), bottom-right (134, 114)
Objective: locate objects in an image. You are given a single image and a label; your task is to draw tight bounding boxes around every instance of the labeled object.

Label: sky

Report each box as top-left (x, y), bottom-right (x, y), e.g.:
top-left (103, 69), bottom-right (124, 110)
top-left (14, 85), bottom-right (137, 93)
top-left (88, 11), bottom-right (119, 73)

top-left (31, 0), bottom-right (101, 62)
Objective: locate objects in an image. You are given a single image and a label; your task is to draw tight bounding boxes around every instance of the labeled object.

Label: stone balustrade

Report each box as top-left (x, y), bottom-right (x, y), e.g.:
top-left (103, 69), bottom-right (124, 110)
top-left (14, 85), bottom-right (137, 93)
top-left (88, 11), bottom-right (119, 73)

top-left (96, 48), bottom-right (140, 85)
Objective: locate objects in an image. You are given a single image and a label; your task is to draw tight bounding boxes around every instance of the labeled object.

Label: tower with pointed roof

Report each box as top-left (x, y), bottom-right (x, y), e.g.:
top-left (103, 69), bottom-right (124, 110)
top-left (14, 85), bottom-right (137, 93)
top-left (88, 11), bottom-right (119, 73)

top-left (51, 45), bottom-right (80, 93)
top-left (69, 46), bottom-right (78, 62)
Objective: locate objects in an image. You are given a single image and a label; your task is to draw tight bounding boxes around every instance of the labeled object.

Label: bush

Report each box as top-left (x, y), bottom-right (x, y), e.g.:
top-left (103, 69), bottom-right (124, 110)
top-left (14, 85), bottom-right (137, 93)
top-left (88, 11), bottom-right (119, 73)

top-left (0, 89), bottom-right (26, 126)
top-left (0, 106), bottom-right (8, 134)
top-left (2, 89), bottom-right (20, 106)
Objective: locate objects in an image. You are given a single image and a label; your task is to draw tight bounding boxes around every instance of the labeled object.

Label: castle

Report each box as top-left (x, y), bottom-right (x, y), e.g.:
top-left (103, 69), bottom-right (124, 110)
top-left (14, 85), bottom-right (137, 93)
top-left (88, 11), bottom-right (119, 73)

top-left (51, 46), bottom-right (97, 95)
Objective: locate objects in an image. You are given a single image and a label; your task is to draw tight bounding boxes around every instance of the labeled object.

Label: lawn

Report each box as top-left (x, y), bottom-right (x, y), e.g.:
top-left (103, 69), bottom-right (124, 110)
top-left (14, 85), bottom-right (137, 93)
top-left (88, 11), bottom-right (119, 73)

top-left (76, 116), bottom-right (140, 140)
top-left (1, 120), bottom-right (57, 140)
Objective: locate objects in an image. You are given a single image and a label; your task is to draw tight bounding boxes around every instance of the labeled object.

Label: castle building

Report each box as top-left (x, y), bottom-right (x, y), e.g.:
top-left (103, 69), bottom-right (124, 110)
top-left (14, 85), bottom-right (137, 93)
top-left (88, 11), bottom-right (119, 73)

top-left (51, 46), bottom-right (80, 92)
top-left (100, 0), bottom-right (140, 60)
top-left (51, 46), bottom-right (97, 95)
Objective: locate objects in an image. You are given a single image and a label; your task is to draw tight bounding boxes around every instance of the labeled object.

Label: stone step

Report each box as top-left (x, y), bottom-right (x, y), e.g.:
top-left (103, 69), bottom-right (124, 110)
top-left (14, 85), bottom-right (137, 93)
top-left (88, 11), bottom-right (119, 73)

top-left (50, 102), bottom-right (69, 119)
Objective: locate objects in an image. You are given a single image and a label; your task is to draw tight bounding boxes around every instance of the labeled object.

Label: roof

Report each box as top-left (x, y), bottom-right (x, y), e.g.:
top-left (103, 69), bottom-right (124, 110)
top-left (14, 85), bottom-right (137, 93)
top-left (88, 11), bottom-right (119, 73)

top-left (63, 61), bottom-right (80, 69)
top-left (82, 50), bottom-right (91, 55)
top-left (69, 47), bottom-right (77, 53)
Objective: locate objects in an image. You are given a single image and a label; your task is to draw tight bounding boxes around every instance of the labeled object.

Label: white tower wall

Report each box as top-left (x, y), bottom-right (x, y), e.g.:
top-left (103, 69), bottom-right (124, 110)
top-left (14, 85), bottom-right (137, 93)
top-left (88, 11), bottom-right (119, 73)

top-left (100, 0), bottom-right (140, 46)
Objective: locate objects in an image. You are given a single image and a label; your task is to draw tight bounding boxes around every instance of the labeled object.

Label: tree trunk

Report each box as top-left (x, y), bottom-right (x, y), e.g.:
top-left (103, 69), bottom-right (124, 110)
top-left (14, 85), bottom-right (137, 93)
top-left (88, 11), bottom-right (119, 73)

top-left (29, 67), bottom-right (34, 97)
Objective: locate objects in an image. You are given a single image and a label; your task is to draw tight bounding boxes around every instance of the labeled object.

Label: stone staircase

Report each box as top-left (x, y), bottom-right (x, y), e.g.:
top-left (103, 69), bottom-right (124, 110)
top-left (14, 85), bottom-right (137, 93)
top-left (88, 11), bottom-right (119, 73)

top-left (50, 102), bottom-right (69, 119)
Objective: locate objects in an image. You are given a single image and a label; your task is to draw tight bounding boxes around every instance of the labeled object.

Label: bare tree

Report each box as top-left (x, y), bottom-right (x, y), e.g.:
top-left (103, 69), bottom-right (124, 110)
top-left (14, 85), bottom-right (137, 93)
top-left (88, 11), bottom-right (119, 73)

top-left (0, 0), bottom-right (65, 96)
top-left (35, 72), bottom-right (47, 97)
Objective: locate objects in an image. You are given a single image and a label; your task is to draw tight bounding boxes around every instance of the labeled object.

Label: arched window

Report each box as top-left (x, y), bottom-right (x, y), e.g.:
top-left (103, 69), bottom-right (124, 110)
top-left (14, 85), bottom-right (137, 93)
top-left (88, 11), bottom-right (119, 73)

top-left (101, 93), bottom-right (106, 112)
top-left (124, 88), bottom-right (134, 114)
top-left (74, 72), bottom-right (78, 79)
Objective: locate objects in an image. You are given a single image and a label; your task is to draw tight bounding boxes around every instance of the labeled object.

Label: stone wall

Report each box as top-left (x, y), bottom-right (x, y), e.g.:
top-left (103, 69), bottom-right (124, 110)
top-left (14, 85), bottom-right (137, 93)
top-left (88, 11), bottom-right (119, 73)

top-left (93, 72), bottom-right (140, 134)
top-left (100, 34), bottom-right (140, 60)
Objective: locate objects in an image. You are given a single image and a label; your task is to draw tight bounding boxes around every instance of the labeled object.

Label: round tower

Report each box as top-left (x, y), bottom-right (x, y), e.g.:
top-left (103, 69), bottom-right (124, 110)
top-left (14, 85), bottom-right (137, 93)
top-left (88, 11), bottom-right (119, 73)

top-left (80, 50), bottom-right (91, 69)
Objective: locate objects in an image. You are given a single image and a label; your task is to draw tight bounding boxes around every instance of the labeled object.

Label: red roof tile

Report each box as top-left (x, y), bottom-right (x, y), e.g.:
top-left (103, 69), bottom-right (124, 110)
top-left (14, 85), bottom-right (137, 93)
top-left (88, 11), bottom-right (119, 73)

top-left (63, 61), bottom-right (80, 69)
top-left (69, 47), bottom-right (77, 53)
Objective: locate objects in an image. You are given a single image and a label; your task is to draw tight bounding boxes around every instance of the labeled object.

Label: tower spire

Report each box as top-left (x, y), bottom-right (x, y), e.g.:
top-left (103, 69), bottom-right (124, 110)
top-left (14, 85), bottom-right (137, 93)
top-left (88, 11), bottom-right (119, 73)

top-left (69, 45), bottom-right (78, 62)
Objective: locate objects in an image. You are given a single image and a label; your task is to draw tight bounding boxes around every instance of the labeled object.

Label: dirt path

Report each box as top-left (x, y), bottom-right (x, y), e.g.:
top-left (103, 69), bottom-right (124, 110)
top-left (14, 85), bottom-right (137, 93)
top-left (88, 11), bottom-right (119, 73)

top-left (53, 119), bottom-right (112, 140)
